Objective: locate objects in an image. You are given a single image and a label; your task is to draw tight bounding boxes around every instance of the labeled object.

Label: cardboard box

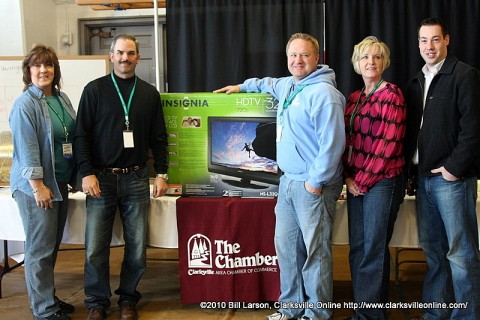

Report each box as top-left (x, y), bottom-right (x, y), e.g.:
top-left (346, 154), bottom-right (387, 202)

top-left (162, 92), bottom-right (279, 197)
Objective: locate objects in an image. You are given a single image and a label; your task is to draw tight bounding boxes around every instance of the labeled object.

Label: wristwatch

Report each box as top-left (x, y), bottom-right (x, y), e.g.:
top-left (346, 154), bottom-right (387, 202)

top-left (156, 173), bottom-right (169, 181)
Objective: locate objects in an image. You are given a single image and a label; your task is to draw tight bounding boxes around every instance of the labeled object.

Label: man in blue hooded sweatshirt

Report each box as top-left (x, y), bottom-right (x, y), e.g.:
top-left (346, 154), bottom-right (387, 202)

top-left (214, 33), bottom-right (346, 320)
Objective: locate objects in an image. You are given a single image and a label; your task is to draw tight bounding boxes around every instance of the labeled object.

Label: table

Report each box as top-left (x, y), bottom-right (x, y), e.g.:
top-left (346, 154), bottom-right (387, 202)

top-left (175, 197), bottom-right (417, 304)
top-left (2, 193), bottom-right (466, 251)
top-left (175, 196), bottom-right (480, 303)
top-left (0, 189), bottom-right (179, 298)
top-left (2, 191), bottom-right (480, 302)
top-left (0, 190), bottom-right (179, 247)
top-left (333, 196), bottom-right (421, 247)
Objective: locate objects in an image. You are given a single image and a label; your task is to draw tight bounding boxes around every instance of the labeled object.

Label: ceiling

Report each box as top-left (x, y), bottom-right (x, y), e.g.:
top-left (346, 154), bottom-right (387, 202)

top-left (74, 0), bottom-right (166, 6)
top-left (52, 0), bottom-right (166, 9)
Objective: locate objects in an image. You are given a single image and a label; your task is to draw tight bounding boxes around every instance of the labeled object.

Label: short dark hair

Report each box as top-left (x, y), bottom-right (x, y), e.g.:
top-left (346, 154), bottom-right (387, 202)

top-left (110, 34), bottom-right (140, 54)
top-left (418, 17), bottom-right (449, 38)
top-left (22, 44), bottom-right (61, 92)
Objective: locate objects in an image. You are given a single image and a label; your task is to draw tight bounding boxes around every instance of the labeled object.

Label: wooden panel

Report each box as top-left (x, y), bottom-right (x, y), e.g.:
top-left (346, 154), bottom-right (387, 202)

top-left (75, 0), bottom-right (165, 6)
top-left (90, 2), bottom-right (165, 10)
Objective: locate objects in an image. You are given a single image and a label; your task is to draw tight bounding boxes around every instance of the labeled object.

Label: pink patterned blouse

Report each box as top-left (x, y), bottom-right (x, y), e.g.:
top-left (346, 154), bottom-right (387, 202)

top-left (343, 82), bottom-right (406, 192)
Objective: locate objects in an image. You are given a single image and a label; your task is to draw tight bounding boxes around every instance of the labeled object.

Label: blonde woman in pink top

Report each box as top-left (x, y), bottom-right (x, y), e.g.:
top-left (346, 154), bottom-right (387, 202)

top-left (343, 36), bottom-right (406, 320)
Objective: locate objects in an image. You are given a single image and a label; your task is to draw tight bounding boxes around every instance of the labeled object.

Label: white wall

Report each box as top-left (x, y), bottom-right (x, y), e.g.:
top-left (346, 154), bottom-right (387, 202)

top-left (0, 0), bottom-right (165, 56)
top-left (0, 0), bottom-right (166, 263)
top-left (55, 1), bottom-right (166, 56)
top-left (22, 0), bottom-right (58, 50)
top-left (0, 0), bottom-right (24, 55)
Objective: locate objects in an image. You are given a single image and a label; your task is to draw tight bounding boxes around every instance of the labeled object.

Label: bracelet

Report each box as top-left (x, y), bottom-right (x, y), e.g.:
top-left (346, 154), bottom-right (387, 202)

top-left (32, 184), bottom-right (46, 194)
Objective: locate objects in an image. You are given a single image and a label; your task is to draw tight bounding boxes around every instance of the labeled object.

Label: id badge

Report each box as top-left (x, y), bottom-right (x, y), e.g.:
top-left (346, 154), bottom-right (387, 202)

top-left (123, 130), bottom-right (134, 148)
top-left (62, 143), bottom-right (73, 159)
top-left (276, 125), bottom-right (283, 142)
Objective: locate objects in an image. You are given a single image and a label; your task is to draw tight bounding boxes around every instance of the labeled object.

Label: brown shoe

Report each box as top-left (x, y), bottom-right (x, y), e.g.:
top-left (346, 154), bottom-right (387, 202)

top-left (119, 302), bottom-right (138, 320)
top-left (86, 307), bottom-right (107, 320)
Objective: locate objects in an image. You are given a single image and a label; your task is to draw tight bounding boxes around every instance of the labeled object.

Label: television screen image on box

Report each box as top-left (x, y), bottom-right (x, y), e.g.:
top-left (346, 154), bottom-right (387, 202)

top-left (208, 116), bottom-right (279, 188)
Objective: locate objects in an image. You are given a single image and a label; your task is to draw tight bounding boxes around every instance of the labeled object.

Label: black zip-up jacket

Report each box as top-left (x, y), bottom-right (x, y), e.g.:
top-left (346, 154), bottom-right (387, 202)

top-left (404, 55), bottom-right (480, 179)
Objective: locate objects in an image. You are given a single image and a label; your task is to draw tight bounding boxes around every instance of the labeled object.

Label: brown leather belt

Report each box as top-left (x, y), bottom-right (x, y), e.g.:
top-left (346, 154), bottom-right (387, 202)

top-left (103, 165), bottom-right (142, 174)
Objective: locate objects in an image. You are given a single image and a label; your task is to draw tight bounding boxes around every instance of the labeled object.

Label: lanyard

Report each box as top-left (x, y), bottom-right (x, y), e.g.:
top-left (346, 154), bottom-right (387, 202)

top-left (111, 72), bottom-right (137, 131)
top-left (280, 83), bottom-right (308, 116)
top-left (349, 79), bottom-right (384, 137)
top-left (46, 95), bottom-right (70, 142)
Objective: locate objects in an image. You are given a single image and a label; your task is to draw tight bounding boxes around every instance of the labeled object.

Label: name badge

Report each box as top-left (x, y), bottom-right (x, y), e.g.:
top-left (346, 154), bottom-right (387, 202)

top-left (123, 130), bottom-right (134, 148)
top-left (276, 125), bottom-right (282, 142)
top-left (62, 143), bottom-right (73, 159)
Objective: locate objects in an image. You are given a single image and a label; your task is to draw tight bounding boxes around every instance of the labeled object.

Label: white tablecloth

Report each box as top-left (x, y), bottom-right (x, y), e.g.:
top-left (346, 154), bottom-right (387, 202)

top-left (333, 196), bottom-right (480, 248)
top-left (0, 189), bottom-right (179, 260)
top-left (2, 191), bottom-right (479, 259)
top-left (333, 196), bottom-right (420, 247)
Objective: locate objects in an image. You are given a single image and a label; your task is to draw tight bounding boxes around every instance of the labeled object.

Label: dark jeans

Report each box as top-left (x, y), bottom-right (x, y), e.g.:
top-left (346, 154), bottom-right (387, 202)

top-left (347, 175), bottom-right (404, 320)
top-left (416, 175), bottom-right (480, 320)
top-left (84, 167), bottom-right (150, 310)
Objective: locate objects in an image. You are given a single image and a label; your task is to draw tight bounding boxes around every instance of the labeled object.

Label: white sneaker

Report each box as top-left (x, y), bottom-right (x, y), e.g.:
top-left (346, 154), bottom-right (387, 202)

top-left (267, 312), bottom-right (296, 320)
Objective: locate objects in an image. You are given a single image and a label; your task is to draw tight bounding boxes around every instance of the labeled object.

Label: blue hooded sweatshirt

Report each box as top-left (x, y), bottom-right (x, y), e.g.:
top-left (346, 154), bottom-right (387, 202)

top-left (239, 65), bottom-right (346, 188)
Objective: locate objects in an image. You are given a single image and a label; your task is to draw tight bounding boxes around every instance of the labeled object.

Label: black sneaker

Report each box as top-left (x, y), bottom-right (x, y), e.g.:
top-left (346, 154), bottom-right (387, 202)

top-left (34, 310), bottom-right (71, 320)
top-left (55, 297), bottom-right (75, 314)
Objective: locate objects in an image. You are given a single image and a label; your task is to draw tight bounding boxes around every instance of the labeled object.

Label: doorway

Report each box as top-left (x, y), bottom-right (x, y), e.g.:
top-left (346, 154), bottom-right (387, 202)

top-left (79, 16), bottom-right (167, 177)
top-left (79, 16), bottom-right (167, 92)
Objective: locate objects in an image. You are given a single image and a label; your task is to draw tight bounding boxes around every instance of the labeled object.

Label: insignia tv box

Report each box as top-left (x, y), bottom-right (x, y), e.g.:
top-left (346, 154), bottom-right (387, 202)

top-left (161, 92), bottom-right (279, 198)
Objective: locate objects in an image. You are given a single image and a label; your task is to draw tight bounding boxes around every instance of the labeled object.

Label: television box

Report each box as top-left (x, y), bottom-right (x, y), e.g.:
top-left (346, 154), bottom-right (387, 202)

top-left (161, 92), bottom-right (279, 198)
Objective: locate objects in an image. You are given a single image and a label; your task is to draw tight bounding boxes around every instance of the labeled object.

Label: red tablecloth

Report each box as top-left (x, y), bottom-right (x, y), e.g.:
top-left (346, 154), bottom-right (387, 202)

top-left (176, 197), bottom-right (280, 303)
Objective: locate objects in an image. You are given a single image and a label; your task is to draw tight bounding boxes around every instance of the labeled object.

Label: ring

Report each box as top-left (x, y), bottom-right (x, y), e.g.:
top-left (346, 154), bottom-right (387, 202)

top-left (84, 191), bottom-right (90, 195)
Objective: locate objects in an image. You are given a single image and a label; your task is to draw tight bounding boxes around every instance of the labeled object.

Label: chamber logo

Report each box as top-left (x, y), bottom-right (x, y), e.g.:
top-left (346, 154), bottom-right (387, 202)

top-left (188, 233), bottom-right (212, 268)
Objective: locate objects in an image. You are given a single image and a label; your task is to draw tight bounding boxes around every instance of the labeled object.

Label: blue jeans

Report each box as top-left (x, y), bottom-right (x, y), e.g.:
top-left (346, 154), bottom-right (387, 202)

top-left (416, 175), bottom-right (480, 320)
top-left (275, 176), bottom-right (342, 320)
top-left (13, 183), bottom-right (69, 318)
top-left (84, 167), bottom-right (150, 310)
top-left (347, 175), bottom-right (404, 320)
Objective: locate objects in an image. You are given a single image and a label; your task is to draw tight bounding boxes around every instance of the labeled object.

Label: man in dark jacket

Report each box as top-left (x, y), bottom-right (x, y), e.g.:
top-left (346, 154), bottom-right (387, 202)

top-left (404, 17), bottom-right (480, 320)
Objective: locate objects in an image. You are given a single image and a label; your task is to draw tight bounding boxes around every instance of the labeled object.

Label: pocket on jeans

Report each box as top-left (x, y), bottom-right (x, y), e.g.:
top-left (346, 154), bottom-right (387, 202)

top-left (133, 167), bottom-right (149, 181)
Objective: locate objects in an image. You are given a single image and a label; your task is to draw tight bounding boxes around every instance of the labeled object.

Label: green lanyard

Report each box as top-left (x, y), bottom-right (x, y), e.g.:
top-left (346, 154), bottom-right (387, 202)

top-left (280, 83), bottom-right (308, 116)
top-left (349, 79), bottom-right (384, 137)
top-left (45, 95), bottom-right (69, 142)
top-left (111, 72), bottom-right (137, 131)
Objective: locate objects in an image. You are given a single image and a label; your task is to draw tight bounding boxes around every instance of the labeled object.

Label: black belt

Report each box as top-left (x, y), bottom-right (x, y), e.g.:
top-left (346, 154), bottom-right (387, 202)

top-left (102, 165), bottom-right (143, 174)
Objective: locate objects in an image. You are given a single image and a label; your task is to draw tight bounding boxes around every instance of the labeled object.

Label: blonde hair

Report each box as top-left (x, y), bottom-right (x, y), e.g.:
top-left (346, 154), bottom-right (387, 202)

top-left (286, 33), bottom-right (320, 56)
top-left (351, 36), bottom-right (390, 75)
